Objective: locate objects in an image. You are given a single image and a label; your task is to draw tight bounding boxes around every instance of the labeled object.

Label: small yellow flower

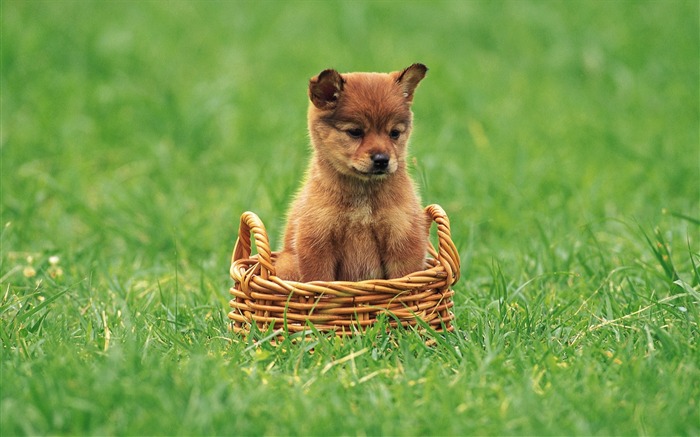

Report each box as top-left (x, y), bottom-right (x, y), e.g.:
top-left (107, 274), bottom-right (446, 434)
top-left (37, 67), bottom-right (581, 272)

top-left (604, 350), bottom-right (623, 365)
top-left (49, 267), bottom-right (64, 279)
top-left (23, 266), bottom-right (37, 278)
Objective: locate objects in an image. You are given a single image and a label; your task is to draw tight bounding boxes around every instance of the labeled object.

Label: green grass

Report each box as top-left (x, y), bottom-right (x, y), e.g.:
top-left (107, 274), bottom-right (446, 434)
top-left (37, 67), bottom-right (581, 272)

top-left (2, 0), bottom-right (699, 435)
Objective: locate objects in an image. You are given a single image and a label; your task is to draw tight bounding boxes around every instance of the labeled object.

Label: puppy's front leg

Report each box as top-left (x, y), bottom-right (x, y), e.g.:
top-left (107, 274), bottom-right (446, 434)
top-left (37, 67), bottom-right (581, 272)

top-left (382, 211), bottom-right (430, 279)
top-left (384, 243), bottom-right (426, 279)
top-left (296, 232), bottom-right (338, 282)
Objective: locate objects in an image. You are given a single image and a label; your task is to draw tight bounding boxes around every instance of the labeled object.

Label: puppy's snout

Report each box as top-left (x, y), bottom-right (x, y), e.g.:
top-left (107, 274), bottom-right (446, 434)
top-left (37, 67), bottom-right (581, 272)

top-left (371, 153), bottom-right (390, 172)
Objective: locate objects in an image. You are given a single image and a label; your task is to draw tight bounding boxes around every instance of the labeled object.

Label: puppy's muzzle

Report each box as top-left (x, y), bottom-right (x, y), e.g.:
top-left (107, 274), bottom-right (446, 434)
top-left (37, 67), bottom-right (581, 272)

top-left (371, 153), bottom-right (390, 173)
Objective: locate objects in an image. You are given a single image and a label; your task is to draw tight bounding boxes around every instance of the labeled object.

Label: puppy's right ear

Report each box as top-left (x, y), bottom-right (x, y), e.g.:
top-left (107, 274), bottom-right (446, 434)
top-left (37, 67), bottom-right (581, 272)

top-left (309, 69), bottom-right (344, 110)
top-left (396, 63), bottom-right (428, 103)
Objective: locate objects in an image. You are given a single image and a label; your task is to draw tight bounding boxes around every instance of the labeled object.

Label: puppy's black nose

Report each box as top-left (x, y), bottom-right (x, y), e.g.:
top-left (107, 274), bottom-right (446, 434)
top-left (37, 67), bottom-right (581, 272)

top-left (371, 153), bottom-right (390, 171)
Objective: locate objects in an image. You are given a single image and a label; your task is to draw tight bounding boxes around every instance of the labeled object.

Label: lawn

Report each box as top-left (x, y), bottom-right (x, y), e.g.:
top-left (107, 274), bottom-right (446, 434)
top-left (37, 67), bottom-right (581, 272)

top-left (2, 0), bottom-right (699, 435)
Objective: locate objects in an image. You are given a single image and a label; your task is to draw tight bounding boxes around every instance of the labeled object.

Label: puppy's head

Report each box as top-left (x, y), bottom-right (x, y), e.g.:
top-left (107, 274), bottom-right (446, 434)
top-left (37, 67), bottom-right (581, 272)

top-left (307, 64), bottom-right (427, 180)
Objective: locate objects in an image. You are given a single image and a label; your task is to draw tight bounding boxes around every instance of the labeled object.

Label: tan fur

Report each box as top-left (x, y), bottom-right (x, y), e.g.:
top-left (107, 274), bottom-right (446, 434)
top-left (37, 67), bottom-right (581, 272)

top-left (275, 64), bottom-right (430, 282)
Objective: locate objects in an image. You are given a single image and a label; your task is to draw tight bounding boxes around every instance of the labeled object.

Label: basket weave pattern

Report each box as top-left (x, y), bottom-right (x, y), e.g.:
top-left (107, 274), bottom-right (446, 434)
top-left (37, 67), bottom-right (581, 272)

top-left (228, 204), bottom-right (460, 335)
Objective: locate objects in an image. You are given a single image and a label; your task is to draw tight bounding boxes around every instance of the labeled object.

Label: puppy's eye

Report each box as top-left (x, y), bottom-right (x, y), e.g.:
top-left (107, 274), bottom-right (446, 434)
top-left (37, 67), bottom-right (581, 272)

top-left (346, 128), bottom-right (364, 139)
top-left (389, 129), bottom-right (401, 140)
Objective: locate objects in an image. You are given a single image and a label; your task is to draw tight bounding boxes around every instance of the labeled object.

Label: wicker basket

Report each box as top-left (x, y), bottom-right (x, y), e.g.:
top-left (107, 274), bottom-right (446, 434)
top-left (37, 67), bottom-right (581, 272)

top-left (228, 204), bottom-right (460, 336)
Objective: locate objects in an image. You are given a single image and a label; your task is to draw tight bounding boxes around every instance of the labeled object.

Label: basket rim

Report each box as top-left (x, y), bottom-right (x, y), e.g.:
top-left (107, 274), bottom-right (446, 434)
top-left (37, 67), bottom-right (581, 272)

top-left (232, 253), bottom-right (451, 290)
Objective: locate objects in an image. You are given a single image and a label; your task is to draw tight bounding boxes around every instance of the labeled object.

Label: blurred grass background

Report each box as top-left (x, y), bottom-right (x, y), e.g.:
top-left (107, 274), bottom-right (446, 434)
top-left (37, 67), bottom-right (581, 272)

top-left (2, 1), bottom-right (699, 435)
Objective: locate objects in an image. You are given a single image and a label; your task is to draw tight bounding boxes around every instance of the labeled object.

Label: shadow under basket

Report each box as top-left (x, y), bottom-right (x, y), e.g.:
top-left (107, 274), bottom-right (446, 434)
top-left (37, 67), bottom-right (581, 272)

top-left (228, 204), bottom-right (460, 336)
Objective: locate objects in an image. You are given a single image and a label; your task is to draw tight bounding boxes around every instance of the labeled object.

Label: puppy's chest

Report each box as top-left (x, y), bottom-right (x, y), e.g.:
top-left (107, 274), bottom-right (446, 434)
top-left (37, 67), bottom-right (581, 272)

top-left (325, 202), bottom-right (414, 280)
top-left (334, 204), bottom-right (384, 279)
top-left (344, 203), bottom-right (375, 227)
top-left (333, 203), bottom-right (409, 244)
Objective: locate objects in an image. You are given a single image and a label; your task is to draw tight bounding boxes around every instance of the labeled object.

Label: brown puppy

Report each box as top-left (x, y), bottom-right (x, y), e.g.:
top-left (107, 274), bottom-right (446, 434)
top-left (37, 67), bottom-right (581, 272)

top-left (275, 64), bottom-right (430, 282)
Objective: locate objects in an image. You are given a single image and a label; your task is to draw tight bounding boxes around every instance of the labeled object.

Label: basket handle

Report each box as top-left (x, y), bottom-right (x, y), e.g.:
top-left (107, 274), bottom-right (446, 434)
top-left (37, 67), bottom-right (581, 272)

top-left (425, 204), bottom-right (461, 283)
top-left (232, 211), bottom-right (275, 280)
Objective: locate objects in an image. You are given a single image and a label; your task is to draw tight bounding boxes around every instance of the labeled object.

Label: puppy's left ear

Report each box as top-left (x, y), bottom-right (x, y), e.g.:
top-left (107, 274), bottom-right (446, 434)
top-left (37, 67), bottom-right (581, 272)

top-left (396, 63), bottom-right (428, 103)
top-left (309, 69), bottom-right (345, 110)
